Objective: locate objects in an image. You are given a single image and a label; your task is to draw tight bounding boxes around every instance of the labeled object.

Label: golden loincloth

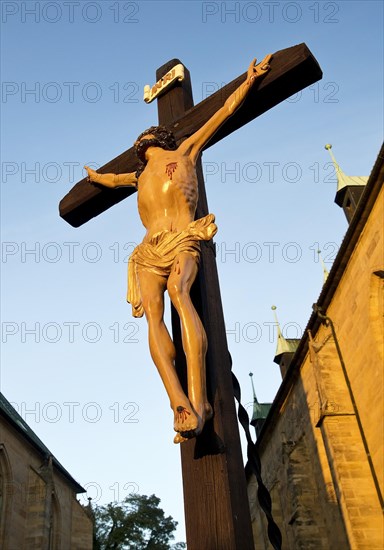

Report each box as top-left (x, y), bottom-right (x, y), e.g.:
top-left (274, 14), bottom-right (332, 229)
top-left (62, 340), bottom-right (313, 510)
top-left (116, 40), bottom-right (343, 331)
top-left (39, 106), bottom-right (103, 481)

top-left (127, 214), bottom-right (217, 318)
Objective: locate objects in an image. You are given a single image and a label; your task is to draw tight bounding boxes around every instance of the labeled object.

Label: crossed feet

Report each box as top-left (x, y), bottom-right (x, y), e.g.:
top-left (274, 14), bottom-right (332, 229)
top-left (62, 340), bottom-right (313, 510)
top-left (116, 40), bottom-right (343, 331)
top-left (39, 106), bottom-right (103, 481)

top-left (172, 399), bottom-right (213, 444)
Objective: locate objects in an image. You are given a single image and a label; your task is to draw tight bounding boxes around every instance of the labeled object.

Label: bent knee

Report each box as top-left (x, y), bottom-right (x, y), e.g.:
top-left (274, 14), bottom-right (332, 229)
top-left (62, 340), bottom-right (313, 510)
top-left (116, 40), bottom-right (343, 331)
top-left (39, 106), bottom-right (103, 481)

top-left (141, 294), bottom-right (164, 319)
top-left (167, 280), bottom-right (190, 304)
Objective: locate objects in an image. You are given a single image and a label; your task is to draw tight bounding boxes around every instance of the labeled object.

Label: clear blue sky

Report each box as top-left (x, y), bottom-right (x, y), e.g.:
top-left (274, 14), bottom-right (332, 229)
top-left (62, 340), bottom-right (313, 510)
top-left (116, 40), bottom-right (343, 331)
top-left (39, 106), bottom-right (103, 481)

top-left (1, 0), bottom-right (383, 542)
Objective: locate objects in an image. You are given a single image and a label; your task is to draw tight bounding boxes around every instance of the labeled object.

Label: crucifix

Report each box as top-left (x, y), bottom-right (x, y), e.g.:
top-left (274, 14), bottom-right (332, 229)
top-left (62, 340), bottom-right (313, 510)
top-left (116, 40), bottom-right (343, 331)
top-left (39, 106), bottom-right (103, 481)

top-left (60, 43), bottom-right (322, 549)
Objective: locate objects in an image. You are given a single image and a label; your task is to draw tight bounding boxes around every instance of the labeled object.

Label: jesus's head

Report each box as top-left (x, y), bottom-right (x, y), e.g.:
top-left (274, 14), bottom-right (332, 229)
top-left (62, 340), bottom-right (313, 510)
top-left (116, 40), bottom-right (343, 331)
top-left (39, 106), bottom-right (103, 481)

top-left (134, 126), bottom-right (177, 177)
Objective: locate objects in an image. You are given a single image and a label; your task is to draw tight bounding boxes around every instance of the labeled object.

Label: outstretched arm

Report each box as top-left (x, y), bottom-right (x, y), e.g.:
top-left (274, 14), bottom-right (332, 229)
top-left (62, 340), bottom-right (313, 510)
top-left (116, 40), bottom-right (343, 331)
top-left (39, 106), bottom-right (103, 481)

top-left (179, 55), bottom-right (272, 164)
top-left (84, 166), bottom-right (138, 189)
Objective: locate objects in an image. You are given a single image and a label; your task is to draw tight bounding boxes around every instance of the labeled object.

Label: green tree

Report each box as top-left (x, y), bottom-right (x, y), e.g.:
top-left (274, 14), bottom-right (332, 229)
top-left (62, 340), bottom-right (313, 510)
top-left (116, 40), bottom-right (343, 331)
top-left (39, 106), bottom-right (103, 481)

top-left (93, 493), bottom-right (186, 550)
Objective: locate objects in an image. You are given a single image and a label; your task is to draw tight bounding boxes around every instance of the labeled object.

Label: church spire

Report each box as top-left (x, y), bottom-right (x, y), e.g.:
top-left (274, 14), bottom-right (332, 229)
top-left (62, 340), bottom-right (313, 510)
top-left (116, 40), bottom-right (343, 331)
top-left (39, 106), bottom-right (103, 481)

top-left (317, 249), bottom-right (329, 284)
top-left (249, 371), bottom-right (258, 403)
top-left (249, 372), bottom-right (260, 424)
top-left (325, 144), bottom-right (368, 223)
top-left (249, 372), bottom-right (271, 439)
top-left (272, 306), bottom-right (300, 377)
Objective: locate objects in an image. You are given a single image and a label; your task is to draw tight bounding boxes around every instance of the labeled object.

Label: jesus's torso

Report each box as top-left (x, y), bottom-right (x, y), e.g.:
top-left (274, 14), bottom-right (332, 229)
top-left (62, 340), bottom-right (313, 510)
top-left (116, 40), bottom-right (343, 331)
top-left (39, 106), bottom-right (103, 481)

top-left (137, 149), bottom-right (198, 241)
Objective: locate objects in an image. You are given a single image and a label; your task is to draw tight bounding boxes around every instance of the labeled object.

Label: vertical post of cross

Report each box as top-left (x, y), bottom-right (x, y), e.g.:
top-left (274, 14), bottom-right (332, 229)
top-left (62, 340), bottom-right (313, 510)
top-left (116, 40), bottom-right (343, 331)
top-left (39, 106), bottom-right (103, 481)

top-left (155, 59), bottom-right (254, 550)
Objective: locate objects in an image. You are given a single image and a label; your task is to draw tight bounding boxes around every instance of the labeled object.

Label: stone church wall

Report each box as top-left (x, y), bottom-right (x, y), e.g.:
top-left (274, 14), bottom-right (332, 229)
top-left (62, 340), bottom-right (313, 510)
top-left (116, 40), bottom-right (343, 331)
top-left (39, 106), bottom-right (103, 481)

top-left (249, 174), bottom-right (383, 548)
top-left (0, 416), bottom-right (93, 550)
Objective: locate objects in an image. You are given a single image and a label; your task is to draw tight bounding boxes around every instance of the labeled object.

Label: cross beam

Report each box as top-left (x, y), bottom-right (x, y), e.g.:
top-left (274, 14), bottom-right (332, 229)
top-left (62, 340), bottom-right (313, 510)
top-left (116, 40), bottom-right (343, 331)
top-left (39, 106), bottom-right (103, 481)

top-left (59, 43), bottom-right (322, 228)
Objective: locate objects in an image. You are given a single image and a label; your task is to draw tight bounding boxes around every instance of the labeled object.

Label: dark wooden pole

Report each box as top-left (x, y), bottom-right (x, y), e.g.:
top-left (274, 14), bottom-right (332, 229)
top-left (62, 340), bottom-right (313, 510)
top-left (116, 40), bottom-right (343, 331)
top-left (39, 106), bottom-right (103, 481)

top-left (156, 60), bottom-right (254, 550)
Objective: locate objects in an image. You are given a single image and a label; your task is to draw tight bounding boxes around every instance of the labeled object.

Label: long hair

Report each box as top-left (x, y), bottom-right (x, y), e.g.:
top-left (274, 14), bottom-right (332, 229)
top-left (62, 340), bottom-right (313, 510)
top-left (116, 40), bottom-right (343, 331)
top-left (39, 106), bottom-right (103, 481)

top-left (135, 126), bottom-right (177, 178)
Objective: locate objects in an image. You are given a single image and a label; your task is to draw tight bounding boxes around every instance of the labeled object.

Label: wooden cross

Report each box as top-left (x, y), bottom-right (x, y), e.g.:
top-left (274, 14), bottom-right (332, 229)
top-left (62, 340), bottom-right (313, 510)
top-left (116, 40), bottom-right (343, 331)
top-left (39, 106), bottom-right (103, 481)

top-left (59, 43), bottom-right (322, 549)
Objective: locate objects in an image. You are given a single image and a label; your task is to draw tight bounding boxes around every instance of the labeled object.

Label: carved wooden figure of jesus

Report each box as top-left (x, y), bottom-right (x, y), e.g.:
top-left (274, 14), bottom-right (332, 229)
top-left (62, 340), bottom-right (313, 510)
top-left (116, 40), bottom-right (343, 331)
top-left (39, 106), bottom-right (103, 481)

top-left (85, 56), bottom-right (271, 443)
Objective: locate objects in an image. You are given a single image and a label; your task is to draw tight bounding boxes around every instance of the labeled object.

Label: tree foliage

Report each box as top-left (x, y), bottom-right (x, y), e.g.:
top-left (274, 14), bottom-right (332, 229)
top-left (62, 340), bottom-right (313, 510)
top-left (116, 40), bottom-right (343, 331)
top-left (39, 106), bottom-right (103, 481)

top-left (93, 493), bottom-right (186, 550)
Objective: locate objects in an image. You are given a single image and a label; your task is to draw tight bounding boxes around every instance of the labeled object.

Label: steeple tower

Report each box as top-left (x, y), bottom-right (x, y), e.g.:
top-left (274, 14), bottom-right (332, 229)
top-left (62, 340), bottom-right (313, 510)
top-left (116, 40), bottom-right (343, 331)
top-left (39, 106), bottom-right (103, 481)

top-left (249, 372), bottom-right (271, 439)
top-left (325, 144), bottom-right (368, 223)
top-left (272, 306), bottom-right (300, 378)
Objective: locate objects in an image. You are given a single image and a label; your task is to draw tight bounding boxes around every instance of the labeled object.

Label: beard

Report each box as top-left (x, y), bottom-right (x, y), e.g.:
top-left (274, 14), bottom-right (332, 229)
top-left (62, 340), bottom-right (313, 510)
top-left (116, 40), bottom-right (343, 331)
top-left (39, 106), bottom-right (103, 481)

top-left (135, 137), bottom-right (163, 163)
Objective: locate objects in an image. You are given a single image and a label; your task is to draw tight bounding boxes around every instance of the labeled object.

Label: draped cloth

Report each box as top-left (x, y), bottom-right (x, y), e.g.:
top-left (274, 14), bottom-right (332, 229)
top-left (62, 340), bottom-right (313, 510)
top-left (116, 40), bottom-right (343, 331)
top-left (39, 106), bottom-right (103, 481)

top-left (128, 214), bottom-right (218, 318)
